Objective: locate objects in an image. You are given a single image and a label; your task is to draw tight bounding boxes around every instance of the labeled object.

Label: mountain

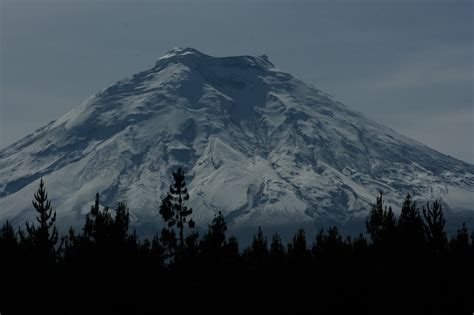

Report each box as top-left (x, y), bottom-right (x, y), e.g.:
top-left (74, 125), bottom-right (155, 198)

top-left (1, 47), bottom-right (473, 236)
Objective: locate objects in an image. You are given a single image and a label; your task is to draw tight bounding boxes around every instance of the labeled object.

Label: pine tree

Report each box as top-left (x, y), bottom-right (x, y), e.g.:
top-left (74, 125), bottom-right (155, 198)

top-left (159, 168), bottom-right (195, 253)
top-left (160, 225), bottom-right (178, 261)
top-left (223, 236), bottom-right (240, 264)
top-left (312, 228), bottom-right (325, 259)
top-left (352, 233), bottom-right (368, 257)
top-left (112, 202), bottom-right (130, 246)
top-left (201, 211), bottom-right (227, 263)
top-left (288, 228), bottom-right (308, 263)
top-left (0, 221), bottom-right (18, 267)
top-left (312, 226), bottom-right (344, 259)
top-left (422, 200), bottom-right (447, 255)
top-left (150, 234), bottom-right (165, 267)
top-left (382, 205), bottom-right (397, 249)
top-left (24, 179), bottom-right (59, 263)
top-left (158, 193), bottom-right (177, 261)
top-left (63, 226), bottom-right (79, 264)
top-left (398, 193), bottom-right (425, 253)
top-left (245, 226), bottom-right (268, 265)
top-left (83, 192), bottom-right (113, 244)
top-left (0, 220), bottom-right (16, 249)
top-left (449, 222), bottom-right (470, 256)
top-left (184, 231), bottom-right (200, 262)
top-left (76, 193), bottom-right (134, 265)
top-left (204, 212), bottom-right (227, 249)
top-left (366, 192), bottom-right (384, 244)
top-left (270, 233), bottom-right (286, 263)
top-left (366, 192), bottom-right (397, 250)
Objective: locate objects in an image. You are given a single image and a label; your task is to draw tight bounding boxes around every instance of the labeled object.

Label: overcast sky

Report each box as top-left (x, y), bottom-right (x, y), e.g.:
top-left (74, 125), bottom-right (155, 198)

top-left (1, 0), bottom-right (473, 163)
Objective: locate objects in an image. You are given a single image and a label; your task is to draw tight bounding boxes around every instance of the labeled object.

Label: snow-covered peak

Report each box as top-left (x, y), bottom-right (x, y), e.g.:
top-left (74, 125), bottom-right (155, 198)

top-left (0, 48), bottom-right (472, 236)
top-left (159, 47), bottom-right (205, 60)
top-left (155, 47), bottom-right (275, 72)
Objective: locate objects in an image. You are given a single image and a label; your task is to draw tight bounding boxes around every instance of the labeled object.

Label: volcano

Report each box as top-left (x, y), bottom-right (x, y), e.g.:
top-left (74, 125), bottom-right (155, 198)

top-left (1, 47), bottom-right (473, 235)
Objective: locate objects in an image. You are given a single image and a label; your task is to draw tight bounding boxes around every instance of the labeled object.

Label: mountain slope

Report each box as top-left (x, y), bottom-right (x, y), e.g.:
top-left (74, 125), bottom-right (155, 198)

top-left (1, 47), bottom-right (473, 232)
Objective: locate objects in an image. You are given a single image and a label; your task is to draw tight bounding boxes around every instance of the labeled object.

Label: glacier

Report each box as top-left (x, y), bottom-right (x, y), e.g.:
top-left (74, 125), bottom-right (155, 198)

top-left (1, 47), bottom-right (473, 236)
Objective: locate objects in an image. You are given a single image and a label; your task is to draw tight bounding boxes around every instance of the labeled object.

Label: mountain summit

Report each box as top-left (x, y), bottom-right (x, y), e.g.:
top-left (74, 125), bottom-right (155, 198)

top-left (1, 48), bottom-right (473, 233)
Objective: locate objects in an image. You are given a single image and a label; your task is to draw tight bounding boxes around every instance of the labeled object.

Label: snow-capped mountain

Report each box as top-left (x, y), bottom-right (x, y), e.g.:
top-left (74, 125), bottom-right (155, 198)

top-left (1, 47), bottom-right (473, 234)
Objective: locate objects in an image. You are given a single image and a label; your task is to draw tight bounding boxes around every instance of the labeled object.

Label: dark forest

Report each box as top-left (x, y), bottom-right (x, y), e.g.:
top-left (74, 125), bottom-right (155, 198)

top-left (1, 168), bottom-right (473, 315)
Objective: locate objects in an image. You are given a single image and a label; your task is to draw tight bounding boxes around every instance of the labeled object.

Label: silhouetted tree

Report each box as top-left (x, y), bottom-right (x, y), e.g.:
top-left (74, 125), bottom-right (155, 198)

top-left (201, 211), bottom-right (227, 263)
top-left (0, 220), bottom-right (16, 249)
top-left (66, 193), bottom-right (134, 267)
top-left (270, 233), bottom-right (286, 263)
top-left (183, 231), bottom-right (200, 262)
top-left (113, 202), bottom-right (130, 244)
top-left (422, 200), bottom-right (447, 255)
top-left (398, 193), bottom-right (425, 253)
top-left (160, 225), bottom-right (178, 262)
top-left (366, 192), bottom-right (384, 244)
top-left (223, 236), bottom-right (240, 264)
top-left (450, 222), bottom-right (471, 256)
top-left (24, 179), bottom-right (59, 263)
top-left (146, 234), bottom-right (165, 269)
top-left (383, 206), bottom-right (397, 239)
top-left (244, 226), bottom-right (268, 265)
top-left (159, 168), bottom-right (195, 253)
top-left (366, 192), bottom-right (397, 250)
top-left (288, 228), bottom-right (308, 263)
top-left (312, 226), bottom-right (345, 259)
top-left (352, 233), bottom-right (369, 257)
top-left (83, 192), bottom-right (113, 244)
top-left (0, 221), bottom-right (18, 267)
top-left (159, 194), bottom-right (177, 261)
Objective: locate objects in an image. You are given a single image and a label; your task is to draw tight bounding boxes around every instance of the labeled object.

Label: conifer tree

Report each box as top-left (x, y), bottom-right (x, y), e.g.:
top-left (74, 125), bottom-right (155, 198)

top-left (24, 179), bottom-right (59, 262)
top-left (312, 228), bottom-right (325, 258)
top-left (201, 211), bottom-right (227, 262)
top-left (0, 221), bottom-right (18, 267)
top-left (398, 193), bottom-right (425, 252)
top-left (449, 222), bottom-right (470, 256)
top-left (270, 233), bottom-right (286, 263)
top-left (83, 192), bottom-right (113, 244)
top-left (159, 168), bottom-right (195, 253)
top-left (0, 220), bottom-right (16, 249)
top-left (150, 234), bottom-right (165, 267)
top-left (204, 212), bottom-right (227, 249)
top-left (422, 200), bottom-right (447, 255)
top-left (245, 226), bottom-right (268, 265)
top-left (382, 205), bottom-right (397, 249)
top-left (63, 226), bottom-right (79, 264)
top-left (182, 231), bottom-right (200, 262)
top-left (160, 224), bottom-right (178, 261)
top-left (366, 192), bottom-right (384, 244)
top-left (352, 233), bottom-right (368, 256)
top-left (159, 194), bottom-right (177, 260)
top-left (366, 192), bottom-right (397, 249)
top-left (312, 226), bottom-right (344, 259)
top-left (112, 202), bottom-right (130, 246)
top-left (76, 193), bottom-right (133, 264)
top-left (288, 228), bottom-right (308, 263)
top-left (224, 236), bottom-right (240, 264)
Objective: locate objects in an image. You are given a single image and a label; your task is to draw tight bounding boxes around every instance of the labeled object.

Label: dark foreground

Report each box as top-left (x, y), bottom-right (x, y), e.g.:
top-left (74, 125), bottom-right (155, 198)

top-left (1, 179), bottom-right (473, 314)
top-left (2, 253), bottom-right (473, 315)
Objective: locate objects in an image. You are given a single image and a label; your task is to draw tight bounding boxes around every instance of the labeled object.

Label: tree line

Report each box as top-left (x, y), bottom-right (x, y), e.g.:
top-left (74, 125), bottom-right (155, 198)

top-left (0, 168), bottom-right (472, 314)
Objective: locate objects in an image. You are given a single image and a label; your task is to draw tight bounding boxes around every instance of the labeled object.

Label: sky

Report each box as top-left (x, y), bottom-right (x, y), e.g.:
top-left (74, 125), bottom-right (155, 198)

top-left (1, 0), bottom-right (473, 163)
